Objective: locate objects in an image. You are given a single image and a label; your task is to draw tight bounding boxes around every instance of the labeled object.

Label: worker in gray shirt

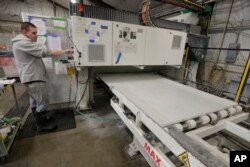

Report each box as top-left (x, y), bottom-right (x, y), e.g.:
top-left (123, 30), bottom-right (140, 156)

top-left (12, 22), bottom-right (72, 132)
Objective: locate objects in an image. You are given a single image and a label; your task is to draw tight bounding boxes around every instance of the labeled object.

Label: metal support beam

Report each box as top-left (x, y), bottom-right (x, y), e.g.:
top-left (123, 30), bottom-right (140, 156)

top-left (225, 122), bottom-right (250, 142)
top-left (169, 126), bottom-right (227, 167)
top-left (182, 47), bottom-right (190, 81)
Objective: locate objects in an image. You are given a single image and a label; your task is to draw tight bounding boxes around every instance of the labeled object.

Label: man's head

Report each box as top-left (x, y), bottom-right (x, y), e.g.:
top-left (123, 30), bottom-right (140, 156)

top-left (21, 22), bottom-right (37, 42)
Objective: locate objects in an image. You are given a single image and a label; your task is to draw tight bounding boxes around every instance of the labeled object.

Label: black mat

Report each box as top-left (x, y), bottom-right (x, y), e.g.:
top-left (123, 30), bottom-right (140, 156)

top-left (18, 109), bottom-right (76, 139)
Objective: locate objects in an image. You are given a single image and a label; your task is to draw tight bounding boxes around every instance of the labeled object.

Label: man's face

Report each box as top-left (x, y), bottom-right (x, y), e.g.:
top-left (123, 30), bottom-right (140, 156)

top-left (24, 27), bottom-right (38, 42)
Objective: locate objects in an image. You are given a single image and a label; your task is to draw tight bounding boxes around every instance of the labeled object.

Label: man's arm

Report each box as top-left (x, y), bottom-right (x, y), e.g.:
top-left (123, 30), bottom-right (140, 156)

top-left (16, 40), bottom-right (73, 57)
top-left (49, 49), bottom-right (73, 56)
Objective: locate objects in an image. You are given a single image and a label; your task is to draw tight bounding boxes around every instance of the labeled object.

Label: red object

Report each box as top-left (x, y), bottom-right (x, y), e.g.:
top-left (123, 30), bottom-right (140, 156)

top-left (78, 3), bottom-right (84, 12)
top-left (0, 57), bottom-right (16, 67)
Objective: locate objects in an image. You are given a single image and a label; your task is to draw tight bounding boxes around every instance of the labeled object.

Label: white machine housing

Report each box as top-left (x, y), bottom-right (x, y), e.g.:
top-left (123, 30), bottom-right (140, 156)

top-left (71, 16), bottom-right (113, 66)
top-left (70, 16), bottom-right (187, 66)
top-left (112, 22), bottom-right (146, 66)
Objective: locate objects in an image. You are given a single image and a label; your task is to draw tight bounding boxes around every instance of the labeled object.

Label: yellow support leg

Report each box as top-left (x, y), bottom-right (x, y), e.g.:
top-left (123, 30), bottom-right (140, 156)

top-left (235, 56), bottom-right (250, 103)
top-left (182, 47), bottom-right (190, 81)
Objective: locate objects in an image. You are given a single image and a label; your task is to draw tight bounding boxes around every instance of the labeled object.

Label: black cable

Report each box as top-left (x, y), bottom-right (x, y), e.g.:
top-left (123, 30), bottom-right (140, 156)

top-left (65, 19), bottom-right (81, 55)
top-left (63, 19), bottom-right (84, 110)
top-left (73, 63), bottom-right (79, 104)
top-left (67, 78), bottom-right (72, 109)
top-left (76, 70), bottom-right (89, 84)
top-left (74, 68), bottom-right (90, 110)
top-left (75, 78), bottom-right (88, 110)
top-left (72, 63), bottom-right (89, 110)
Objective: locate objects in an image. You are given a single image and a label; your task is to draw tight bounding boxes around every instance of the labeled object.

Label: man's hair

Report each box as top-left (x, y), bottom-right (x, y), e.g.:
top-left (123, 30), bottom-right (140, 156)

top-left (21, 22), bottom-right (36, 32)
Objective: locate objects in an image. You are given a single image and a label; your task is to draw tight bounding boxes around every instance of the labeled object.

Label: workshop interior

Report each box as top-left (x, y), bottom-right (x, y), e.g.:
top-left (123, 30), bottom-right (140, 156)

top-left (0, 0), bottom-right (250, 166)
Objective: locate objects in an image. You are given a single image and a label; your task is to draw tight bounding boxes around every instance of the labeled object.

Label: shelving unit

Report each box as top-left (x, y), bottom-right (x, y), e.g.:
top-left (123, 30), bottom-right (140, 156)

top-left (0, 123), bottom-right (20, 162)
top-left (0, 80), bottom-right (21, 163)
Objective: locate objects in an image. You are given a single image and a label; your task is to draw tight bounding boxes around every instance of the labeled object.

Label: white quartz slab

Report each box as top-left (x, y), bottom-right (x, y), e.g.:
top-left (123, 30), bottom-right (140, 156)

top-left (101, 73), bottom-right (237, 127)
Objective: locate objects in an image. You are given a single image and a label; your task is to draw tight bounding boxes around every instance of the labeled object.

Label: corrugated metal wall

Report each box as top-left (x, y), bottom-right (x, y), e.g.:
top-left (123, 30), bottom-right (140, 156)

top-left (200, 0), bottom-right (250, 101)
top-left (70, 4), bottom-right (140, 25)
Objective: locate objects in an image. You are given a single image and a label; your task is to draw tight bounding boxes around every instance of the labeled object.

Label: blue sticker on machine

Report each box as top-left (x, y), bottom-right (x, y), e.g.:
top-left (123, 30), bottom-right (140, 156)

top-left (91, 21), bottom-right (96, 25)
top-left (97, 31), bottom-right (100, 37)
top-left (89, 39), bottom-right (95, 43)
top-left (28, 16), bottom-right (34, 22)
top-left (115, 52), bottom-right (122, 64)
top-left (85, 29), bottom-right (89, 34)
top-left (101, 25), bottom-right (108, 29)
top-left (51, 33), bottom-right (58, 37)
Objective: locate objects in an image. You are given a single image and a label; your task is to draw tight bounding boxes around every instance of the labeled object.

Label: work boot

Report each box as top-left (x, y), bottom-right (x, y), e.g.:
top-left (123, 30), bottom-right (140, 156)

top-left (35, 111), bottom-right (57, 132)
top-left (31, 107), bottom-right (36, 116)
top-left (32, 107), bottom-right (52, 122)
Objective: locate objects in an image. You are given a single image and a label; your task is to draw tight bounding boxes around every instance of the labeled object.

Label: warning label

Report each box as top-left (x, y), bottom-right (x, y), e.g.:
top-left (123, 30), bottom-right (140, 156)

top-left (178, 152), bottom-right (191, 167)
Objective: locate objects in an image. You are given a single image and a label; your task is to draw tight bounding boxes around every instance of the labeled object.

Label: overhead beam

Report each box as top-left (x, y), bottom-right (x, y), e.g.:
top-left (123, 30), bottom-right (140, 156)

top-left (154, 0), bottom-right (205, 12)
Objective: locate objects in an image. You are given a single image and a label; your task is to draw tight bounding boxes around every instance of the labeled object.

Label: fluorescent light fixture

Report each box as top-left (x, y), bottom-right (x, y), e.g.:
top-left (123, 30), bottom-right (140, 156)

top-left (71, 0), bottom-right (77, 3)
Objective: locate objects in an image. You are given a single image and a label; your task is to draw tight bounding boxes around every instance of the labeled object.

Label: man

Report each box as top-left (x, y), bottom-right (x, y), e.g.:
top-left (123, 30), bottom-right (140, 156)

top-left (12, 22), bottom-right (72, 132)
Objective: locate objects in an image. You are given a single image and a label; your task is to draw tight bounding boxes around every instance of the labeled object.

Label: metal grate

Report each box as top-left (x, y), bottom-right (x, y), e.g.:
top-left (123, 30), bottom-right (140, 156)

top-left (172, 35), bottom-right (182, 50)
top-left (88, 44), bottom-right (105, 62)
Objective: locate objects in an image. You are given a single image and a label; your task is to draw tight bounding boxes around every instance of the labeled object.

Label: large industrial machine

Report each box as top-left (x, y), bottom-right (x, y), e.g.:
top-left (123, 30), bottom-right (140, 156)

top-left (70, 16), bottom-right (250, 167)
top-left (70, 16), bottom-right (187, 67)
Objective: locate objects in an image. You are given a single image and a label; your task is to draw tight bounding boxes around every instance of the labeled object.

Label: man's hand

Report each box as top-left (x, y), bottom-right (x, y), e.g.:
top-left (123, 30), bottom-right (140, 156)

top-left (50, 49), bottom-right (73, 56)
top-left (64, 49), bottom-right (73, 54)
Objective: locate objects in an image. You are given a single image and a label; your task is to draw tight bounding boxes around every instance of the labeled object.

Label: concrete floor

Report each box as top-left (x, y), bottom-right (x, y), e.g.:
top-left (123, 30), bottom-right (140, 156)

top-left (0, 84), bottom-right (149, 167)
